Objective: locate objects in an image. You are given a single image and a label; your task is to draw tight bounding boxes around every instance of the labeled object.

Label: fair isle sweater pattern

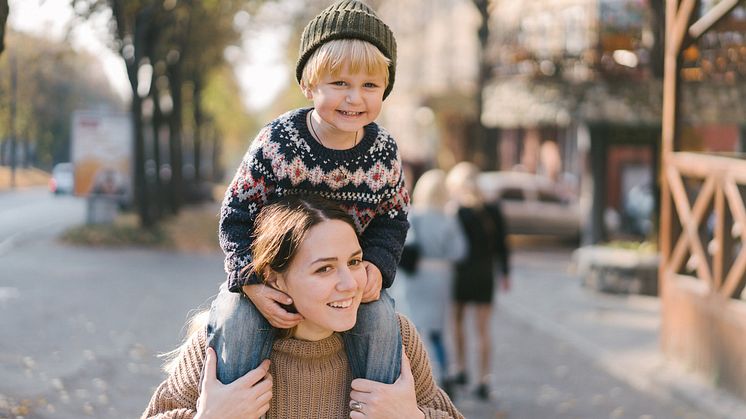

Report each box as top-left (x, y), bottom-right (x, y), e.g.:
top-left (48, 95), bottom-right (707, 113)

top-left (219, 107), bottom-right (410, 291)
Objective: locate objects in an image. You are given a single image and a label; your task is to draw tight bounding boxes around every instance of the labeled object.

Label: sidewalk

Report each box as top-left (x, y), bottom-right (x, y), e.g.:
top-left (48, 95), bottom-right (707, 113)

top-left (498, 246), bottom-right (746, 419)
top-left (394, 245), bottom-right (746, 419)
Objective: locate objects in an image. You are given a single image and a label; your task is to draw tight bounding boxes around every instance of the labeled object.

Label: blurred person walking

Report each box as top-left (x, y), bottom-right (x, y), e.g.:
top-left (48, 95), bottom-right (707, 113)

top-left (401, 169), bottom-right (467, 389)
top-left (445, 162), bottom-right (511, 401)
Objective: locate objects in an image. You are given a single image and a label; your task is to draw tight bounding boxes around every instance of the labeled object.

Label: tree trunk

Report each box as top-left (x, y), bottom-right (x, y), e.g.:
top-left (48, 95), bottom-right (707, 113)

top-left (167, 62), bottom-right (184, 214)
top-left (0, 0), bottom-right (8, 56)
top-left (212, 122), bottom-right (222, 182)
top-left (192, 73), bottom-right (203, 183)
top-left (118, 2), bottom-right (156, 228)
top-left (149, 66), bottom-right (165, 218)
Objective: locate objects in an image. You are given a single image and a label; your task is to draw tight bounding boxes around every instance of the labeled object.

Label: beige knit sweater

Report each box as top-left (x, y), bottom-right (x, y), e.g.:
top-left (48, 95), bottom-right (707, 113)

top-left (142, 314), bottom-right (463, 419)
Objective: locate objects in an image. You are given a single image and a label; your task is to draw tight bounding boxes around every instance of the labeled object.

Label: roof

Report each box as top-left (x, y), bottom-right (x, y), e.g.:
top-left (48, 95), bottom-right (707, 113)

top-left (482, 76), bottom-right (746, 128)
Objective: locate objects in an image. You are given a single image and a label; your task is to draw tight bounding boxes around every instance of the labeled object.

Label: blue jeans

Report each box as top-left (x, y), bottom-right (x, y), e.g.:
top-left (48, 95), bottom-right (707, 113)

top-left (206, 284), bottom-right (402, 385)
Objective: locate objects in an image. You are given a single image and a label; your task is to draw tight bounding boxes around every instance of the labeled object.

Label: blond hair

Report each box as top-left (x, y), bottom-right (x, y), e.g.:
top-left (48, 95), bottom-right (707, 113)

top-left (412, 169), bottom-right (449, 209)
top-left (301, 39), bottom-right (390, 89)
top-left (446, 161), bottom-right (485, 208)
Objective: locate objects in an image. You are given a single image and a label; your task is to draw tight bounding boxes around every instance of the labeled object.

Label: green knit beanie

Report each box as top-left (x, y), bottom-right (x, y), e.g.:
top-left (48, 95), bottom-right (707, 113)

top-left (296, 0), bottom-right (397, 99)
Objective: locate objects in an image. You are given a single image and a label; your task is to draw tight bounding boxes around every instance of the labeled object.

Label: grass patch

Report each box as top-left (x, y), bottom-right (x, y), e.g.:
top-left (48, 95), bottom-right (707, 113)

top-left (61, 213), bottom-right (171, 247)
top-left (603, 240), bottom-right (658, 253)
top-left (61, 202), bottom-right (221, 253)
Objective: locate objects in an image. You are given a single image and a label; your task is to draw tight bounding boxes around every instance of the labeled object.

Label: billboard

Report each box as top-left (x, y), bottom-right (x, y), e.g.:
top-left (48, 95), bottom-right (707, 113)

top-left (70, 110), bottom-right (132, 201)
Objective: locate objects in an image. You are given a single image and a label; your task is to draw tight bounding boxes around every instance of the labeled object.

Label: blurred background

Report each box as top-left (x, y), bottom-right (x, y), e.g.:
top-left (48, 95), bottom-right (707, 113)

top-left (1, 0), bottom-right (746, 418)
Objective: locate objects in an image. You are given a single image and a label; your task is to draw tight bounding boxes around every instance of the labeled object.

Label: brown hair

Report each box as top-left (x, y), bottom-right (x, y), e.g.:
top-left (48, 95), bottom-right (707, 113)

top-left (244, 194), bottom-right (358, 282)
top-left (163, 195), bottom-right (357, 371)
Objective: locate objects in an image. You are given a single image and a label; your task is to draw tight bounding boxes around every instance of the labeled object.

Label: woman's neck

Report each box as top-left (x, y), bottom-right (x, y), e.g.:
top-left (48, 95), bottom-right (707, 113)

top-left (292, 322), bottom-right (335, 342)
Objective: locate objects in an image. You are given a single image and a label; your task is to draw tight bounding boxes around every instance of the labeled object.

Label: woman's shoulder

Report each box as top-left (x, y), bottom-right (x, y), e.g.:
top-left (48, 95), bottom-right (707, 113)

top-left (396, 313), bottom-right (421, 348)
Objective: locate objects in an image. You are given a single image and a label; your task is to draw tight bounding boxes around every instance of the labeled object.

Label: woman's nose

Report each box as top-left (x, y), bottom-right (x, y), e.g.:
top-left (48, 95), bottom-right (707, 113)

top-left (336, 268), bottom-right (358, 291)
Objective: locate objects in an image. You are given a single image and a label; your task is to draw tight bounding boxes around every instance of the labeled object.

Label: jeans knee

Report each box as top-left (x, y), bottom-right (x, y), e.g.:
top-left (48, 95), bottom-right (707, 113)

top-left (209, 290), bottom-right (266, 332)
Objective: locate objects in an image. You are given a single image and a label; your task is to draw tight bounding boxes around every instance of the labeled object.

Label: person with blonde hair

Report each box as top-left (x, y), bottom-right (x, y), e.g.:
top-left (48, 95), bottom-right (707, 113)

top-left (445, 162), bottom-right (511, 400)
top-left (402, 169), bottom-right (467, 389)
top-left (142, 195), bottom-right (463, 419)
top-left (210, 0), bottom-right (409, 390)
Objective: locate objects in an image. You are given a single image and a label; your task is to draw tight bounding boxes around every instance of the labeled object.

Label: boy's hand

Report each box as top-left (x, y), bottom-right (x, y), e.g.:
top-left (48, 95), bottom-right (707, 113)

top-left (242, 284), bottom-right (304, 328)
top-left (361, 262), bottom-right (383, 303)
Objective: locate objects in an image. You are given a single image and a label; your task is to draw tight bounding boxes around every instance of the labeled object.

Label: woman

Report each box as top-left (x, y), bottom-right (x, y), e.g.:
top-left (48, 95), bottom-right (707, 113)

top-left (402, 169), bottom-right (466, 386)
top-left (445, 162), bottom-right (511, 401)
top-left (142, 195), bottom-right (462, 419)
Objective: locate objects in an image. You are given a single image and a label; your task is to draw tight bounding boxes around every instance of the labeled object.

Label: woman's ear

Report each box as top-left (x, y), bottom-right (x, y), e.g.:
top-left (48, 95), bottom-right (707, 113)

top-left (264, 268), bottom-right (287, 292)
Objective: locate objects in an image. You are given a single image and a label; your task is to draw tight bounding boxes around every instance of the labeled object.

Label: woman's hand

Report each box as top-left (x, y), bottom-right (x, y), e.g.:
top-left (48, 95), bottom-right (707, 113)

top-left (349, 350), bottom-right (424, 419)
top-left (243, 284), bottom-right (304, 328)
top-left (195, 348), bottom-right (273, 419)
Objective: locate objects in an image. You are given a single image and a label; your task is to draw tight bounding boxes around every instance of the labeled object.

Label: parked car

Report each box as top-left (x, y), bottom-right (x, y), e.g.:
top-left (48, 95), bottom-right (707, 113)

top-left (477, 171), bottom-right (580, 240)
top-left (49, 162), bottom-right (74, 195)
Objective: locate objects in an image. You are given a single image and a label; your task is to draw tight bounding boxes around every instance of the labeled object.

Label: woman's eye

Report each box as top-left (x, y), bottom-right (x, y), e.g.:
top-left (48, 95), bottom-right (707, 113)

top-left (316, 265), bottom-right (333, 274)
top-left (349, 258), bottom-right (363, 267)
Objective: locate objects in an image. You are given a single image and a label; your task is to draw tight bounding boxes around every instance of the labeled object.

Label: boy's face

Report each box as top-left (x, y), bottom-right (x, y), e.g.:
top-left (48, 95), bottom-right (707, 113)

top-left (303, 60), bottom-right (386, 139)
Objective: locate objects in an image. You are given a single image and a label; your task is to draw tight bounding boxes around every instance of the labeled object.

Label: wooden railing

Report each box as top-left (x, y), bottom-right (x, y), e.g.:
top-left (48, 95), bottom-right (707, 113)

top-left (663, 151), bottom-right (746, 300)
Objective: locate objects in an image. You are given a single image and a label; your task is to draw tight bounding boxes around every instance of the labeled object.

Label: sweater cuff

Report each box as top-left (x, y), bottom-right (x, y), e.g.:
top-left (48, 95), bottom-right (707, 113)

top-left (362, 247), bottom-right (396, 289)
top-left (227, 269), bottom-right (262, 292)
top-left (420, 407), bottom-right (452, 419)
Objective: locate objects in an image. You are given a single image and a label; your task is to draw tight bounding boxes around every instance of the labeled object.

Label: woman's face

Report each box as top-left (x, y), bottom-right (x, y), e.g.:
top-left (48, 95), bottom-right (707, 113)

top-left (273, 219), bottom-right (366, 341)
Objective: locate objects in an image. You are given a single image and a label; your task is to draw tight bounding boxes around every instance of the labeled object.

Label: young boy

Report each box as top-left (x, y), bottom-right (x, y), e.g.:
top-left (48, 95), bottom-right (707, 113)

top-left (207, 0), bottom-right (408, 386)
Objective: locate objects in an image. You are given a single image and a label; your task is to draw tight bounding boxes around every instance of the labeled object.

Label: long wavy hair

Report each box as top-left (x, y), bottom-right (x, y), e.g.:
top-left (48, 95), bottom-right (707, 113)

top-left (163, 195), bottom-right (357, 372)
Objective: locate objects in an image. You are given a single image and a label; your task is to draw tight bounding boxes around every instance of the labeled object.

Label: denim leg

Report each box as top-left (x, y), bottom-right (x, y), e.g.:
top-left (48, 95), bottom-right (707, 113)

top-left (206, 284), bottom-right (276, 384)
top-left (342, 290), bottom-right (402, 384)
top-left (429, 330), bottom-right (447, 377)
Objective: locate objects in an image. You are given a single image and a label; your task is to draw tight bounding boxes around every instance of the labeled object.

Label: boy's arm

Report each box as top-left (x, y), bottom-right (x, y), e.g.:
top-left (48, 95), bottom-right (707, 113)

top-left (359, 158), bottom-right (410, 289)
top-left (219, 127), bottom-right (277, 292)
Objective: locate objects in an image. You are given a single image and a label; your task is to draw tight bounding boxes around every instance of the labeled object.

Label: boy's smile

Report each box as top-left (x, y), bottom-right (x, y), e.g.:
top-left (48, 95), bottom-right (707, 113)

top-left (304, 61), bottom-right (386, 150)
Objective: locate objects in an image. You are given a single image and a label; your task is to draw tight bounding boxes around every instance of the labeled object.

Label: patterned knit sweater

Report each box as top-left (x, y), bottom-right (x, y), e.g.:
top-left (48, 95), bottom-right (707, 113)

top-left (141, 315), bottom-right (463, 419)
top-left (219, 107), bottom-right (410, 292)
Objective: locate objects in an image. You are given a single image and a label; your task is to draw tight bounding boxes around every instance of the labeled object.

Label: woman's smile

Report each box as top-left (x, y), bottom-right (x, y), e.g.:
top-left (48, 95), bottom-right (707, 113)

top-left (327, 297), bottom-right (354, 309)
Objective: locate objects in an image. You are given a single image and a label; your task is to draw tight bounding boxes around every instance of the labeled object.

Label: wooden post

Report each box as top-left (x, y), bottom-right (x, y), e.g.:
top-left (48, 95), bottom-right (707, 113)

top-left (659, 0), bottom-right (685, 288)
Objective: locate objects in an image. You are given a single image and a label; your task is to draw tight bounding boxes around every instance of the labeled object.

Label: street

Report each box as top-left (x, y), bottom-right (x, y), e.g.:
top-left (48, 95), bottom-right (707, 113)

top-left (0, 190), bottom-right (739, 418)
top-left (0, 190), bottom-right (222, 418)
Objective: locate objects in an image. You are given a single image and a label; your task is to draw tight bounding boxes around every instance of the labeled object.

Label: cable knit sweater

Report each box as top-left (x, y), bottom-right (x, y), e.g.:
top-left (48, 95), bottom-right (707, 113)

top-left (219, 107), bottom-right (410, 292)
top-left (142, 315), bottom-right (463, 419)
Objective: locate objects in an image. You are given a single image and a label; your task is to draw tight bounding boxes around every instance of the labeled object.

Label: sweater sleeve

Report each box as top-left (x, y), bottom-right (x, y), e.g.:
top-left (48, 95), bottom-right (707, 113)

top-left (360, 149), bottom-right (410, 288)
top-left (141, 331), bottom-right (206, 419)
top-left (218, 126), bottom-right (278, 292)
top-left (398, 314), bottom-right (465, 419)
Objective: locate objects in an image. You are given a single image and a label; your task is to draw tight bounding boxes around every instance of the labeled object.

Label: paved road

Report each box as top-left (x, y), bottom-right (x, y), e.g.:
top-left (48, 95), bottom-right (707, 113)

top-left (0, 189), bottom-right (84, 257)
top-left (0, 190), bottom-right (224, 418)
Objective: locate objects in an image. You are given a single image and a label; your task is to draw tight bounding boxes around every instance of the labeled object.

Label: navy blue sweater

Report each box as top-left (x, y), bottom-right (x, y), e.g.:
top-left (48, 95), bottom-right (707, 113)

top-left (219, 108), bottom-right (410, 292)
